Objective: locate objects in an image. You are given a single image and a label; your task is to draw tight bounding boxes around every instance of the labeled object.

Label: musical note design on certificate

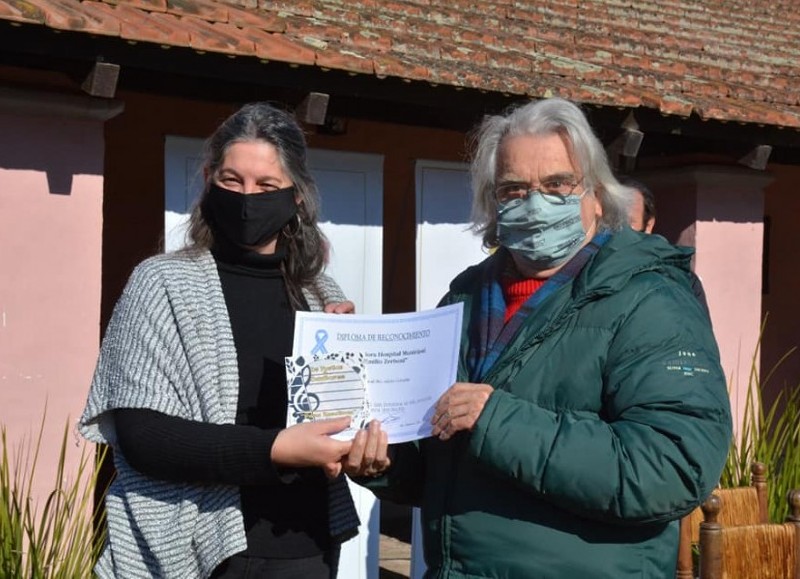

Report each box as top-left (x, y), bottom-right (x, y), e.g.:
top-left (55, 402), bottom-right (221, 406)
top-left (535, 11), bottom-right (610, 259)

top-left (285, 351), bottom-right (370, 440)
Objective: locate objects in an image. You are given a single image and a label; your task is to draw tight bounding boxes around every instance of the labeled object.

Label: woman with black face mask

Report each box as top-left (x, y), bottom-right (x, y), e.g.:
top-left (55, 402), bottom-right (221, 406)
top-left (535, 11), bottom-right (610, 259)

top-left (79, 103), bottom-right (359, 579)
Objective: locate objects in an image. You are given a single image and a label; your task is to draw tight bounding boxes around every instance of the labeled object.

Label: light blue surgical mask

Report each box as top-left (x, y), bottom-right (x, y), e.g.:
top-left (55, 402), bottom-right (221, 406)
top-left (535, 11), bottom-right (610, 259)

top-left (496, 191), bottom-right (587, 271)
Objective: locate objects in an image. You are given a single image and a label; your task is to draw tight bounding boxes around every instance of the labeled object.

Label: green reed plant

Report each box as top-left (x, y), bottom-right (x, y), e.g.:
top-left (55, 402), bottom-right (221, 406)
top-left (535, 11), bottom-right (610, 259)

top-left (720, 333), bottom-right (800, 523)
top-left (0, 412), bottom-right (106, 578)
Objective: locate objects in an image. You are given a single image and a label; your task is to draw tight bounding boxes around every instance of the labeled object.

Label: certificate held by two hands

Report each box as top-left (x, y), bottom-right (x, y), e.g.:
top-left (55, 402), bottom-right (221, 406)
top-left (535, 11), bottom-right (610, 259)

top-left (285, 303), bottom-right (463, 443)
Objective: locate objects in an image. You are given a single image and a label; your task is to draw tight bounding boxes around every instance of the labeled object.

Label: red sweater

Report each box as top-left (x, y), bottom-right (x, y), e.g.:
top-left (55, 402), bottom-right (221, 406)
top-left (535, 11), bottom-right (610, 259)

top-left (501, 276), bottom-right (547, 323)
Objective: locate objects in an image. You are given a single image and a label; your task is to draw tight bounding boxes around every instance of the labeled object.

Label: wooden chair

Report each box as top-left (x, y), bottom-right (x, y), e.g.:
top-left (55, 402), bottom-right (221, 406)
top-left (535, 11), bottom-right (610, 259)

top-left (676, 462), bottom-right (768, 579)
top-left (698, 489), bottom-right (800, 579)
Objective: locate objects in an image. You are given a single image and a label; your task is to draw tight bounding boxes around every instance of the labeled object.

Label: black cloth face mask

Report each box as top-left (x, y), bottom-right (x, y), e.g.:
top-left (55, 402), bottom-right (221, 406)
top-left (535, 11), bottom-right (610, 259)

top-left (202, 182), bottom-right (298, 248)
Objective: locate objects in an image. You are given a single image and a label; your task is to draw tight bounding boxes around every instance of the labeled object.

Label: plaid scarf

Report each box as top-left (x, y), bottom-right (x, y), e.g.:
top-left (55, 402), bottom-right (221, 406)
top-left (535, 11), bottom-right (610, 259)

top-left (468, 231), bottom-right (611, 382)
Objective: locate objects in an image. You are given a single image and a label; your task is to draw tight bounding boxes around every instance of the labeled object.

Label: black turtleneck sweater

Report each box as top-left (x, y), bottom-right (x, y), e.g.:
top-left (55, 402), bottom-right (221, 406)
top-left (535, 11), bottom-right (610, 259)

top-left (114, 244), bottom-right (330, 558)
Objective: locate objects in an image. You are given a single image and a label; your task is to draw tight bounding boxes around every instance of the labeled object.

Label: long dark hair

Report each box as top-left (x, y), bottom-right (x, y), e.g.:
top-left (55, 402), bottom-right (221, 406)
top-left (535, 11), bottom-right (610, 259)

top-left (187, 102), bottom-right (326, 308)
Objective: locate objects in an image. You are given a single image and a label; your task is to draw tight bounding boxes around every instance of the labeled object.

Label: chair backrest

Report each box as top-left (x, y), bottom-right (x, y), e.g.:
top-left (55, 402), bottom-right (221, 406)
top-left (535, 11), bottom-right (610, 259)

top-left (676, 462), bottom-right (768, 578)
top-left (698, 489), bottom-right (800, 579)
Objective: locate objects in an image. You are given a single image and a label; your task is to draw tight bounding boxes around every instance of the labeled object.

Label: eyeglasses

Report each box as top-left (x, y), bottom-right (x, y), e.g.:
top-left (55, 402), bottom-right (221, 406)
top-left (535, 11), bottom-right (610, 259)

top-left (494, 177), bottom-right (585, 205)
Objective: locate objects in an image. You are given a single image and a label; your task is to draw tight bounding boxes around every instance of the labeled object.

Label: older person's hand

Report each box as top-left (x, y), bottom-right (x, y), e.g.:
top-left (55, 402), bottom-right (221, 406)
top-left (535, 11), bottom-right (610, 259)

top-left (431, 382), bottom-right (494, 441)
top-left (343, 420), bottom-right (391, 478)
top-left (324, 301), bottom-right (355, 314)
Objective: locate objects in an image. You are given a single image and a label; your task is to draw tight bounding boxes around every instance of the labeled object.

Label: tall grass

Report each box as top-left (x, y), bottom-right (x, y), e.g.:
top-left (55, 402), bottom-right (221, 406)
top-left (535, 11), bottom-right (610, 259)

top-left (720, 335), bottom-right (800, 523)
top-left (0, 413), bottom-right (106, 578)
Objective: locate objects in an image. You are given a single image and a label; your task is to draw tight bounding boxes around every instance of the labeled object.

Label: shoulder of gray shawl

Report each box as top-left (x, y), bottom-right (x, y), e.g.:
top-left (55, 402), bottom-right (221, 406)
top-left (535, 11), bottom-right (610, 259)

top-left (302, 273), bottom-right (348, 312)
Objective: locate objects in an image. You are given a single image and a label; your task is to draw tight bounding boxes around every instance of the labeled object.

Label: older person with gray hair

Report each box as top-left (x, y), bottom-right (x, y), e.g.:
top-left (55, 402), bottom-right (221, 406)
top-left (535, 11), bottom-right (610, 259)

top-left (346, 97), bottom-right (731, 578)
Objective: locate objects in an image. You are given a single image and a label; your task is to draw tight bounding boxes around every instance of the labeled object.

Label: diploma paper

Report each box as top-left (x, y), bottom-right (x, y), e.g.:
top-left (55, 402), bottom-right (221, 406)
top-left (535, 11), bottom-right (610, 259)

top-left (292, 303), bottom-right (463, 443)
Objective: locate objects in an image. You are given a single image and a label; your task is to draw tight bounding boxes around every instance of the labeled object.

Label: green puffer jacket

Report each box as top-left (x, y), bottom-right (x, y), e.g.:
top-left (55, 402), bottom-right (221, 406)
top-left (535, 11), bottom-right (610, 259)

top-left (366, 229), bottom-right (732, 578)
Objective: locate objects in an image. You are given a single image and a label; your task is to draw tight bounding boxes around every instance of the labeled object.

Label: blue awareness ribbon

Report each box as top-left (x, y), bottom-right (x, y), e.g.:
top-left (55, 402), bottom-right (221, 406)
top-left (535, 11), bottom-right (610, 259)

top-left (311, 329), bottom-right (329, 355)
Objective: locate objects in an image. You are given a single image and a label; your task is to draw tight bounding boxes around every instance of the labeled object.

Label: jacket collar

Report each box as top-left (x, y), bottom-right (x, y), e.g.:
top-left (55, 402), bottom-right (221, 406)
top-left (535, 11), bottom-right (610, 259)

top-left (573, 227), bottom-right (695, 302)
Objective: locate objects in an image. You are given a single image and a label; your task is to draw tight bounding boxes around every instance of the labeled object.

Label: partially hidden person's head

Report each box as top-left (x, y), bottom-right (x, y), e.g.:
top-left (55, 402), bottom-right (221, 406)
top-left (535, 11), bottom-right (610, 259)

top-left (469, 97), bottom-right (632, 272)
top-left (618, 176), bottom-right (656, 233)
top-left (187, 102), bottom-right (327, 288)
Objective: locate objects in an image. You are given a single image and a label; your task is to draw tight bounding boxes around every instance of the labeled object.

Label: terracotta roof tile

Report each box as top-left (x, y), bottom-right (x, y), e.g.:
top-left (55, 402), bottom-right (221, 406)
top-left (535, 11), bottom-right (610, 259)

top-left (485, 49), bottom-right (533, 74)
top-left (357, 11), bottom-right (409, 35)
top-left (284, 16), bottom-right (346, 45)
top-left (165, 0), bottom-right (228, 22)
top-left (657, 95), bottom-right (695, 117)
top-left (315, 46), bottom-right (374, 75)
top-left (1, 0), bottom-right (799, 128)
top-left (450, 28), bottom-right (497, 47)
top-left (31, 0), bottom-right (119, 34)
top-left (91, 3), bottom-right (189, 46)
top-left (390, 33), bottom-right (441, 59)
top-left (0, 1), bottom-right (46, 24)
top-left (223, 3), bottom-right (283, 30)
top-left (372, 53), bottom-right (431, 82)
top-left (259, 0), bottom-right (314, 18)
top-left (440, 44), bottom-right (488, 67)
top-left (371, 0), bottom-right (426, 19)
top-left (402, 17), bottom-right (456, 42)
top-left (179, 15), bottom-right (256, 55)
top-left (345, 28), bottom-right (391, 53)
top-left (249, 28), bottom-right (315, 65)
top-left (102, 0), bottom-right (165, 11)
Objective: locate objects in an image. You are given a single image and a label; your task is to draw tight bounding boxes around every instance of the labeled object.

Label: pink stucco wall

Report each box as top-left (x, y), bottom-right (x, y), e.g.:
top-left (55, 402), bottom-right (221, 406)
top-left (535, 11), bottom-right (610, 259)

top-left (0, 111), bottom-right (103, 501)
top-left (692, 169), bottom-right (767, 428)
top-left (640, 165), bottom-right (769, 432)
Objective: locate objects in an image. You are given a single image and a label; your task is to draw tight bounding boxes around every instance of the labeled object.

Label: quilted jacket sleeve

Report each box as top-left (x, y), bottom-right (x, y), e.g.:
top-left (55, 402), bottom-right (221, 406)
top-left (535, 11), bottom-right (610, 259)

top-left (468, 281), bottom-right (732, 525)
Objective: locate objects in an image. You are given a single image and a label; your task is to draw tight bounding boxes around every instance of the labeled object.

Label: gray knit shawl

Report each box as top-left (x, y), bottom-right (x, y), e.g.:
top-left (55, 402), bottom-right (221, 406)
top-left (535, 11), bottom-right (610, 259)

top-left (79, 249), bottom-right (346, 579)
